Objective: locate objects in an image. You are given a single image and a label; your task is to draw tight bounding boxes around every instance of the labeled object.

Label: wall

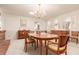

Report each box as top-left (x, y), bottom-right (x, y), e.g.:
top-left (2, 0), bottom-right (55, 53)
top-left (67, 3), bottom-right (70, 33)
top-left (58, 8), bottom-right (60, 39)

top-left (48, 10), bottom-right (79, 31)
top-left (2, 9), bottom-right (79, 40)
top-left (19, 17), bottom-right (47, 31)
top-left (2, 14), bottom-right (20, 40)
top-left (0, 8), bottom-right (5, 30)
top-left (0, 10), bottom-right (47, 40)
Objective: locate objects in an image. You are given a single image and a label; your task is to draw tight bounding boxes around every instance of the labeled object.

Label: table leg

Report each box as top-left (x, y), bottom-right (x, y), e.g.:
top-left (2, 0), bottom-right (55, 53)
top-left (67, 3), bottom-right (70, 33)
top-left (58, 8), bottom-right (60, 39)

top-left (34, 41), bottom-right (36, 50)
top-left (39, 40), bottom-right (43, 55)
top-left (24, 39), bottom-right (27, 52)
top-left (45, 40), bottom-right (46, 47)
top-left (37, 40), bottom-right (38, 48)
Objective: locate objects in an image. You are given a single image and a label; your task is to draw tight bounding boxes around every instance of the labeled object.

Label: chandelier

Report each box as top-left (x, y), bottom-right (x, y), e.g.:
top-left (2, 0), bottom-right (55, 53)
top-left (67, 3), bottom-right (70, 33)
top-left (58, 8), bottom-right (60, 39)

top-left (30, 4), bottom-right (46, 19)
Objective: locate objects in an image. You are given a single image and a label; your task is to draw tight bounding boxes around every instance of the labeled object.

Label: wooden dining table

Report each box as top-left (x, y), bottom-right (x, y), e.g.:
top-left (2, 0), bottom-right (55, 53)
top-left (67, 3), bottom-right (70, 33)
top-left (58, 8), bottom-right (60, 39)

top-left (28, 32), bottom-right (59, 55)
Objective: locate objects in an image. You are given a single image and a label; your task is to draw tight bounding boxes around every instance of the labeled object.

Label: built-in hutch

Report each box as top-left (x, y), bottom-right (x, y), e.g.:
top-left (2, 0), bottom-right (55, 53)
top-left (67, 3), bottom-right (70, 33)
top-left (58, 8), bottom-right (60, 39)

top-left (0, 31), bottom-right (5, 40)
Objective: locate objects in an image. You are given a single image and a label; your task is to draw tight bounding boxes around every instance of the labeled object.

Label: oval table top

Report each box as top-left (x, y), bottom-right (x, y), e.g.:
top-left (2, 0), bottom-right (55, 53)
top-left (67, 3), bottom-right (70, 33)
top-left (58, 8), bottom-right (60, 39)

top-left (29, 32), bottom-right (59, 40)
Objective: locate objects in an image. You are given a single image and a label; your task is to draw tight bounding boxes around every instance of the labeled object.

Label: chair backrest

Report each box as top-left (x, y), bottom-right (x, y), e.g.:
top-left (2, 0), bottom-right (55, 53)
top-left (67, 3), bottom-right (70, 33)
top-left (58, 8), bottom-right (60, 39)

top-left (58, 35), bottom-right (69, 47)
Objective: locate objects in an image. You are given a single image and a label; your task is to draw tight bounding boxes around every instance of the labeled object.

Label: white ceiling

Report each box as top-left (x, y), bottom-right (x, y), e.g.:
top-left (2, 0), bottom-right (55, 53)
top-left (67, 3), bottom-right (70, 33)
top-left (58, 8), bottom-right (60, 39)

top-left (0, 4), bottom-right (79, 19)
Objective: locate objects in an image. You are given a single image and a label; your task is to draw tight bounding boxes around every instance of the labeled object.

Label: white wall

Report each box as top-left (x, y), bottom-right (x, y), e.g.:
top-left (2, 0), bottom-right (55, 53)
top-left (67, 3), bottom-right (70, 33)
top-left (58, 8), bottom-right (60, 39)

top-left (0, 10), bottom-right (47, 40)
top-left (48, 10), bottom-right (79, 31)
top-left (2, 9), bottom-right (79, 40)
top-left (0, 8), bottom-right (5, 30)
top-left (5, 15), bottom-right (20, 40)
top-left (20, 17), bottom-right (47, 31)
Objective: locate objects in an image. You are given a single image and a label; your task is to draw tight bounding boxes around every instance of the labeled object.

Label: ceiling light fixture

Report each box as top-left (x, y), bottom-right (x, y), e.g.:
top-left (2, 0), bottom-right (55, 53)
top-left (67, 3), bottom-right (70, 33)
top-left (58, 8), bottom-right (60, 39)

top-left (30, 4), bottom-right (46, 19)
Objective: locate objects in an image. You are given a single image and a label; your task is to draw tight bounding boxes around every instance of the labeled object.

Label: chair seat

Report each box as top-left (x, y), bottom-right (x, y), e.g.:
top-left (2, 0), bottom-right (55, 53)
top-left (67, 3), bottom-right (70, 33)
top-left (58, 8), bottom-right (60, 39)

top-left (48, 44), bottom-right (65, 51)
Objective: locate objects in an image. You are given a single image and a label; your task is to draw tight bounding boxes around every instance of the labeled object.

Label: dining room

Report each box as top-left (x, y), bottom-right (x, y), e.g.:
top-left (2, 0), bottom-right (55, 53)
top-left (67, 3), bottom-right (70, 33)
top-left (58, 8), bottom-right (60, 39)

top-left (0, 4), bottom-right (79, 55)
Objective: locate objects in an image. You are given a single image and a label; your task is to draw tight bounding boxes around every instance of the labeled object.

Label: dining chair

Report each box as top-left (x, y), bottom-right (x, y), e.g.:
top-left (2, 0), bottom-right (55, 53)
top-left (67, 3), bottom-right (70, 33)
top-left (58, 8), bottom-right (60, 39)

top-left (48, 30), bottom-right (69, 44)
top-left (24, 31), bottom-right (36, 52)
top-left (46, 35), bottom-right (69, 55)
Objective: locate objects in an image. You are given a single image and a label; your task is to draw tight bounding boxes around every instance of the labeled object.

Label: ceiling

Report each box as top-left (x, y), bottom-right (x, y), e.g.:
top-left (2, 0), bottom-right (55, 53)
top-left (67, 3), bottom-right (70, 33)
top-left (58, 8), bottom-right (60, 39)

top-left (0, 4), bottom-right (79, 19)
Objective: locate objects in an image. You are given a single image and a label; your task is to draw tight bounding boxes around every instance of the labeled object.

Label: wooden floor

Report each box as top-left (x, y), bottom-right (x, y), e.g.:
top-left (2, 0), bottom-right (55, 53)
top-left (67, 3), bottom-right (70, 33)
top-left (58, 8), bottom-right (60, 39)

top-left (0, 40), bottom-right (10, 55)
top-left (5, 39), bottom-right (79, 55)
